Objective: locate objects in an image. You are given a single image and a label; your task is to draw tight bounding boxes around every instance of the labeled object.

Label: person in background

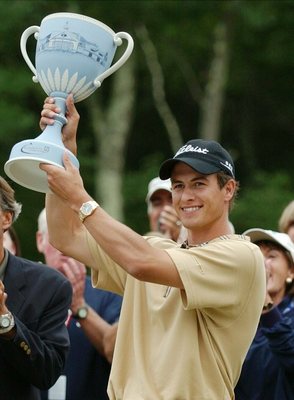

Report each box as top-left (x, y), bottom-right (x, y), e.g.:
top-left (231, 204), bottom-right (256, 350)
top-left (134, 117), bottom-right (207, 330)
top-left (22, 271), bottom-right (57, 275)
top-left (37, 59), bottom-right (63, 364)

top-left (235, 228), bottom-right (294, 400)
top-left (3, 226), bottom-right (21, 256)
top-left (278, 200), bottom-right (294, 242)
top-left (39, 94), bottom-right (266, 400)
top-left (0, 177), bottom-right (71, 400)
top-left (145, 176), bottom-right (186, 242)
top-left (37, 209), bottom-right (122, 400)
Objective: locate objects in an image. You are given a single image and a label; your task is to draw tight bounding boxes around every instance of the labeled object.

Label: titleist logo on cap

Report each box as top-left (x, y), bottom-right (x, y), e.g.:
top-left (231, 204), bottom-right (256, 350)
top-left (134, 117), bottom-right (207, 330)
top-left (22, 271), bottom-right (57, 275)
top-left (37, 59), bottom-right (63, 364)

top-left (174, 144), bottom-right (209, 158)
top-left (174, 143), bottom-right (234, 175)
top-left (220, 161), bottom-right (233, 174)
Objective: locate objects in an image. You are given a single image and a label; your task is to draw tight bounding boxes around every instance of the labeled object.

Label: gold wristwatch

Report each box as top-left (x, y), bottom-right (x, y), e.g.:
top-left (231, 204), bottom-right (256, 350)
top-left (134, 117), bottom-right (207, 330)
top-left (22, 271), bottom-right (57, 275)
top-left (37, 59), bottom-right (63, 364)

top-left (79, 201), bottom-right (99, 222)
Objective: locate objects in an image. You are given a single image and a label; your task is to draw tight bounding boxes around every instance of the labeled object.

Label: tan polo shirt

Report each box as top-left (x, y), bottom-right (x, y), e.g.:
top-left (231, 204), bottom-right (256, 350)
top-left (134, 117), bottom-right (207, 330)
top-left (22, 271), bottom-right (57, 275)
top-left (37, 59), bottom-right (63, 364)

top-left (87, 233), bottom-right (266, 400)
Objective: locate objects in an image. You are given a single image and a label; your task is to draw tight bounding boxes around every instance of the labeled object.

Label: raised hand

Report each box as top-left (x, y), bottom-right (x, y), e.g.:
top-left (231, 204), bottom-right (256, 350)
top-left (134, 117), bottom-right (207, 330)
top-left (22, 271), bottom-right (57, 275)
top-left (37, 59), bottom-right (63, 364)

top-left (0, 280), bottom-right (9, 314)
top-left (40, 94), bottom-right (80, 156)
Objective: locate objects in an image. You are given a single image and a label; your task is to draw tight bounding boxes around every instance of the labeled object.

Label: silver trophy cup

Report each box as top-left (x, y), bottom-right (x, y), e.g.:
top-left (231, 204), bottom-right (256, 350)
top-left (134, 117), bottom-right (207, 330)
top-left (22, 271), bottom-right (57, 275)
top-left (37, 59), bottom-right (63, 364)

top-left (5, 12), bottom-right (134, 193)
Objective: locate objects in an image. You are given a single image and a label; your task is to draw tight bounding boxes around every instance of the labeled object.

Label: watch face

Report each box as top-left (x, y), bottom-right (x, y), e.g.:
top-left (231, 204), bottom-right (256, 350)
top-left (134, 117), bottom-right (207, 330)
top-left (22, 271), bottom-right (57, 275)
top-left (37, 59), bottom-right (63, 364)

top-left (78, 308), bottom-right (88, 319)
top-left (83, 203), bottom-right (92, 215)
top-left (0, 317), bottom-right (10, 328)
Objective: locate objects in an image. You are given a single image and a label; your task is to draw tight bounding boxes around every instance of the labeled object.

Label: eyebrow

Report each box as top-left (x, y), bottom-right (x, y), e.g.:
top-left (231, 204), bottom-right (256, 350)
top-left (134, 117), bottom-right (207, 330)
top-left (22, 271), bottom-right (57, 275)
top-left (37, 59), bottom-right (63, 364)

top-left (171, 175), bottom-right (208, 184)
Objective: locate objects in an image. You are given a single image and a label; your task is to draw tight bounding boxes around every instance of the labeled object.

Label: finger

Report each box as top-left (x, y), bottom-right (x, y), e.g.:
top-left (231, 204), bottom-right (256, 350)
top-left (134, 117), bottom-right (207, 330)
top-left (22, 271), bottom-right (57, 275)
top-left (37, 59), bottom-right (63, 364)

top-left (40, 116), bottom-right (55, 127)
top-left (63, 151), bottom-right (78, 171)
top-left (163, 205), bottom-right (178, 216)
top-left (160, 211), bottom-right (178, 226)
top-left (41, 108), bottom-right (60, 118)
top-left (66, 93), bottom-right (75, 113)
top-left (60, 262), bottom-right (76, 283)
top-left (44, 97), bottom-right (55, 104)
top-left (65, 258), bottom-right (86, 277)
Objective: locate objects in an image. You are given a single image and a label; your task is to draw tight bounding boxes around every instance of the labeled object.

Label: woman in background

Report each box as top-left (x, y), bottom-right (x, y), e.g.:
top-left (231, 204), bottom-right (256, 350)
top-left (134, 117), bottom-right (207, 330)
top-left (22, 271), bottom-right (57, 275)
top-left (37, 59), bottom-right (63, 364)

top-left (235, 228), bottom-right (294, 400)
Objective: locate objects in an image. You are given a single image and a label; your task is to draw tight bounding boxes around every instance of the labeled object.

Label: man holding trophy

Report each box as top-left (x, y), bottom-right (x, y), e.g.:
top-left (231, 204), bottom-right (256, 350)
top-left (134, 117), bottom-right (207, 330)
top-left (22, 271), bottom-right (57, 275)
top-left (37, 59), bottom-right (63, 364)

top-left (38, 94), bottom-right (265, 399)
top-left (5, 11), bottom-right (265, 400)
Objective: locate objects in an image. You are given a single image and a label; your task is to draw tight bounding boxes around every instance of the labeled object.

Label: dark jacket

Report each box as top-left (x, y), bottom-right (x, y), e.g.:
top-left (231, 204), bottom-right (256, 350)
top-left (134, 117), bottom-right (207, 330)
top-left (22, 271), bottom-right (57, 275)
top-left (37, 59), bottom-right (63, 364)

top-left (64, 277), bottom-right (122, 400)
top-left (235, 295), bottom-right (294, 400)
top-left (0, 252), bottom-right (72, 400)
top-left (42, 276), bottom-right (122, 400)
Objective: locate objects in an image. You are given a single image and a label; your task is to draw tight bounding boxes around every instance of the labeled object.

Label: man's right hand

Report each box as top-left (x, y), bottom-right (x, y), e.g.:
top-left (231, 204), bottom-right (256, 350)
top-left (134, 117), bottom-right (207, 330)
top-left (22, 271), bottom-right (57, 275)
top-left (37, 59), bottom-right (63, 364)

top-left (40, 94), bottom-right (80, 156)
top-left (0, 280), bottom-right (9, 315)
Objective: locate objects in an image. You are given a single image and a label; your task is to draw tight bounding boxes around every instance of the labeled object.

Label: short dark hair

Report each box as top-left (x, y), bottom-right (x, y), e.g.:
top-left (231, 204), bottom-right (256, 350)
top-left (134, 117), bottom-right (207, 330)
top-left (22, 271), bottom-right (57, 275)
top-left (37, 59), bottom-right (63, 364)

top-left (216, 171), bottom-right (239, 211)
top-left (0, 177), bottom-right (22, 223)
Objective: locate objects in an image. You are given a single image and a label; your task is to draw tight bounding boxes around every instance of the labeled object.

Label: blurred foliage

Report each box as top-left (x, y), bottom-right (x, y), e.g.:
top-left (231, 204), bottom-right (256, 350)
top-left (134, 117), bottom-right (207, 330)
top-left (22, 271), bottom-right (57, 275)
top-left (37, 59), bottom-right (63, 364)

top-left (231, 171), bottom-right (294, 234)
top-left (0, 0), bottom-right (293, 259)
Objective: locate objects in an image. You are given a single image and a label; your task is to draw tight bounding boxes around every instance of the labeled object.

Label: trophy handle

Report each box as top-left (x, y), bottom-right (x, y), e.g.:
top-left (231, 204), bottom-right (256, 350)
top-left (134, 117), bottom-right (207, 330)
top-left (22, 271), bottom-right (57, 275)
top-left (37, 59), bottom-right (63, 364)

top-left (93, 32), bottom-right (134, 88)
top-left (20, 26), bottom-right (40, 83)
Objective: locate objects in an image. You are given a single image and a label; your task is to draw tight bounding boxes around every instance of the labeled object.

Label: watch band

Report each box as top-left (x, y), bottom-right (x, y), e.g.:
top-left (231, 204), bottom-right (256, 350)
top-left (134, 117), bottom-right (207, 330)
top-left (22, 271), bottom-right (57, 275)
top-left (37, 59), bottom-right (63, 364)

top-left (72, 305), bottom-right (89, 320)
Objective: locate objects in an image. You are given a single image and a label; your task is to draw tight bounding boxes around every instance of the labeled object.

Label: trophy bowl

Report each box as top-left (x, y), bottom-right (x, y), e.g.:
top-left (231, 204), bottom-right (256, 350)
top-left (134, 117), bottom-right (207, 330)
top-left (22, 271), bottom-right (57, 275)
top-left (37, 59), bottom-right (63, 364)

top-left (5, 12), bottom-right (134, 193)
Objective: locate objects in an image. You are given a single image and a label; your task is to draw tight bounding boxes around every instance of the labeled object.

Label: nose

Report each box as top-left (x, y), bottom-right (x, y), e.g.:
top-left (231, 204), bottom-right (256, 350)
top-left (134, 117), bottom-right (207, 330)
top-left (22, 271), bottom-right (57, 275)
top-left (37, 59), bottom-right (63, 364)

top-left (264, 257), bottom-right (271, 270)
top-left (180, 185), bottom-right (195, 201)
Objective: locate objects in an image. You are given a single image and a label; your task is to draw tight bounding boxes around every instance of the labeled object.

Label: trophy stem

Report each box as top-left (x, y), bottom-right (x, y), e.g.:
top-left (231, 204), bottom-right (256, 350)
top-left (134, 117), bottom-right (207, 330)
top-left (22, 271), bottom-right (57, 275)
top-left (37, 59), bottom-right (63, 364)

top-left (36, 93), bottom-right (68, 146)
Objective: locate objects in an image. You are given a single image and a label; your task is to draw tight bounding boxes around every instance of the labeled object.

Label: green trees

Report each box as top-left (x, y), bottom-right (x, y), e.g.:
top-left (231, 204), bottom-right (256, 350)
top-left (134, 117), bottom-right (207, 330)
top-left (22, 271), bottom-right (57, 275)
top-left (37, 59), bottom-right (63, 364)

top-left (0, 0), bottom-right (293, 258)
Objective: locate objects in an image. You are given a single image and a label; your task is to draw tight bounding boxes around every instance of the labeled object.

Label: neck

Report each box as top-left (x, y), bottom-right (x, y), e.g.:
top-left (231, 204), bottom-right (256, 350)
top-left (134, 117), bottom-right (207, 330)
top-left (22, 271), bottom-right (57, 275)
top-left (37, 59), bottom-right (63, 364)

top-left (271, 290), bottom-right (286, 306)
top-left (187, 221), bottom-right (233, 246)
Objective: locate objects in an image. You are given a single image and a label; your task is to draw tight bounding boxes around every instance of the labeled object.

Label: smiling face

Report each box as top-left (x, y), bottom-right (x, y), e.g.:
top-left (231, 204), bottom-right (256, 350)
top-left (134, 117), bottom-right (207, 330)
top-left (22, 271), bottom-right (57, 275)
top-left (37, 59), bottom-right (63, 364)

top-left (170, 162), bottom-right (235, 244)
top-left (258, 242), bottom-right (294, 304)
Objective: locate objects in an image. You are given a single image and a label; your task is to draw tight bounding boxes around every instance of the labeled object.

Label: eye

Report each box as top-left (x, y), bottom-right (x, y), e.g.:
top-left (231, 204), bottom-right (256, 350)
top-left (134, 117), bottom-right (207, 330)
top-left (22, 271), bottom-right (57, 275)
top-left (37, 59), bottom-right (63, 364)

top-left (172, 183), bottom-right (184, 191)
top-left (193, 181), bottom-right (205, 188)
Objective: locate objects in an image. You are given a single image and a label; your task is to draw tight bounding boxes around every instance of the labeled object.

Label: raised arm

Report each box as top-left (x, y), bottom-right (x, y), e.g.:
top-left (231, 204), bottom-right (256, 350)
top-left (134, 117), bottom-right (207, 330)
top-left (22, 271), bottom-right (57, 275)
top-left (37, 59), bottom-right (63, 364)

top-left (40, 98), bottom-right (183, 289)
top-left (40, 96), bottom-right (94, 266)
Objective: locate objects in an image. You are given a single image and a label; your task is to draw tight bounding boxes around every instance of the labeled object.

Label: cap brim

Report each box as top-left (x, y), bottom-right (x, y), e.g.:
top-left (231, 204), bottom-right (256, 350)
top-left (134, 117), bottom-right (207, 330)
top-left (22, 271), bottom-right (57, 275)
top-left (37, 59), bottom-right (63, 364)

top-left (159, 157), bottom-right (221, 180)
top-left (145, 185), bottom-right (171, 203)
top-left (243, 229), bottom-right (277, 244)
top-left (244, 228), bottom-right (294, 262)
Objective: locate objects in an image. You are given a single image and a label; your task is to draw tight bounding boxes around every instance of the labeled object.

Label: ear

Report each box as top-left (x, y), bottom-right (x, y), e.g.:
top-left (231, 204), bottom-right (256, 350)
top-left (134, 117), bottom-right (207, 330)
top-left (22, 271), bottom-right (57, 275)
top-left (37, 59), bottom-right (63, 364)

top-left (224, 179), bottom-right (236, 201)
top-left (2, 211), bottom-right (13, 231)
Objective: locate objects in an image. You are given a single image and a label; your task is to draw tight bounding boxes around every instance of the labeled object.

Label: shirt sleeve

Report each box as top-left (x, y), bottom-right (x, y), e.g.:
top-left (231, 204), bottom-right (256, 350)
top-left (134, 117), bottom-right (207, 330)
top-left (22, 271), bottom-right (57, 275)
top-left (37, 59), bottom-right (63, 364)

top-left (86, 230), bottom-right (127, 295)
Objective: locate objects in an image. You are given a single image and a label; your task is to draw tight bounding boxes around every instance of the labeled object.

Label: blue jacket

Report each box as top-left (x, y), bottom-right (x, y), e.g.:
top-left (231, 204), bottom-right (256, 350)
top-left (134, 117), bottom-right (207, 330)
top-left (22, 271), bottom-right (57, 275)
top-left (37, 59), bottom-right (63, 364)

top-left (42, 276), bottom-right (122, 400)
top-left (235, 295), bottom-right (294, 400)
top-left (0, 252), bottom-right (72, 400)
top-left (64, 277), bottom-right (122, 400)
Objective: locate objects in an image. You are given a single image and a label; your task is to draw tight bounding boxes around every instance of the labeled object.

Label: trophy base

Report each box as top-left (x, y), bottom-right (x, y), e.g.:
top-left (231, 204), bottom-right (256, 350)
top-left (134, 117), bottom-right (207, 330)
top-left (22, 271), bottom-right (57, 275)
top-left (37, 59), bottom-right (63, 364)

top-left (4, 139), bottom-right (79, 193)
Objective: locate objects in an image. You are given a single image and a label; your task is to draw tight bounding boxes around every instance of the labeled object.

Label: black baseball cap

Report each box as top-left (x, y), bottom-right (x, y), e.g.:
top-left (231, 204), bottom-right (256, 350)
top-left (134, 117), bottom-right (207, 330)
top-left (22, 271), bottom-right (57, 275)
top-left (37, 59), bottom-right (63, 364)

top-left (159, 139), bottom-right (235, 179)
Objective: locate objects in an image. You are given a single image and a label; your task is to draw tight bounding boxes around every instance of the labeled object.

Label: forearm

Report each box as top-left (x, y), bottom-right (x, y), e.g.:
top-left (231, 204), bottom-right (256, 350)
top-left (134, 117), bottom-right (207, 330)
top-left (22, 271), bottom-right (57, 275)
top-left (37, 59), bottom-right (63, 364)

top-left (45, 193), bottom-right (93, 266)
top-left (42, 155), bottom-right (182, 287)
top-left (76, 306), bottom-right (116, 362)
top-left (82, 205), bottom-right (182, 287)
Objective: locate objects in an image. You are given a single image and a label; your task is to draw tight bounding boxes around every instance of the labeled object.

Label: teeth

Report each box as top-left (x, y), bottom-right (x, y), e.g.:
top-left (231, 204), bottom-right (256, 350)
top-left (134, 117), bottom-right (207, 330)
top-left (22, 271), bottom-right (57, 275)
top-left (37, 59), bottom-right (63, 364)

top-left (183, 206), bottom-right (200, 212)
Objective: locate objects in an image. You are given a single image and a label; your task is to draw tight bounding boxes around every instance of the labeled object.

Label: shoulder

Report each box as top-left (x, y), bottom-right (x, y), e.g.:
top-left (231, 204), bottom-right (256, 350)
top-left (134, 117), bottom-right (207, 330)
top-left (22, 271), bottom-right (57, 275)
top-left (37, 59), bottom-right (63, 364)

top-left (164, 234), bottom-right (264, 275)
top-left (8, 254), bottom-right (71, 287)
top-left (144, 235), bottom-right (178, 249)
top-left (190, 235), bottom-right (263, 260)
